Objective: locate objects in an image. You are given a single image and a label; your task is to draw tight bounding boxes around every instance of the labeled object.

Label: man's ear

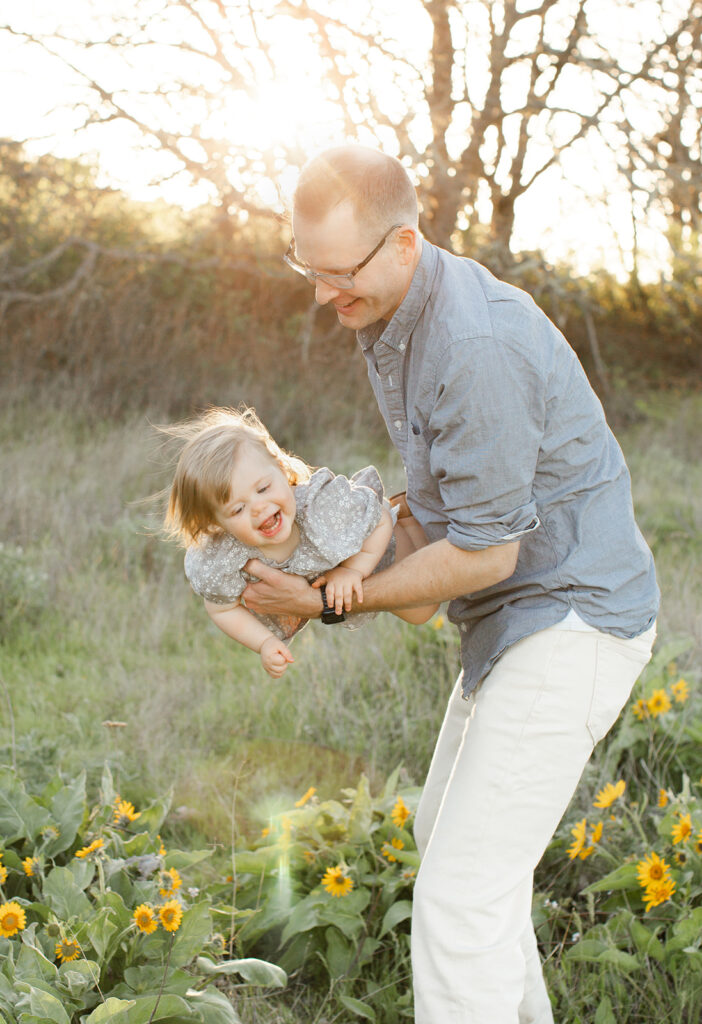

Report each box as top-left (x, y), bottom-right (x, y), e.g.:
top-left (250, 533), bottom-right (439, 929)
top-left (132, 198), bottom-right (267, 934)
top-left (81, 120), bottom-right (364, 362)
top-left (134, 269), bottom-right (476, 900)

top-left (395, 226), bottom-right (419, 266)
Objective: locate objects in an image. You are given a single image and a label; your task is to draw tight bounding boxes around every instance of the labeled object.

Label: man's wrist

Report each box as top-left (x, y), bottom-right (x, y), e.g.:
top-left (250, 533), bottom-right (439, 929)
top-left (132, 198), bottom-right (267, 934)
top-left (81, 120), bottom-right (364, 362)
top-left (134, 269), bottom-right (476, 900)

top-left (320, 584), bottom-right (346, 624)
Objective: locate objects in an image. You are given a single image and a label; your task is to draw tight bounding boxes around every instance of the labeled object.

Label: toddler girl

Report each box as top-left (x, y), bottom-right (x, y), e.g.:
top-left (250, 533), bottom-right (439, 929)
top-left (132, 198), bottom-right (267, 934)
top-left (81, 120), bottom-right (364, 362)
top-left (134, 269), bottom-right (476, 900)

top-left (164, 407), bottom-right (437, 677)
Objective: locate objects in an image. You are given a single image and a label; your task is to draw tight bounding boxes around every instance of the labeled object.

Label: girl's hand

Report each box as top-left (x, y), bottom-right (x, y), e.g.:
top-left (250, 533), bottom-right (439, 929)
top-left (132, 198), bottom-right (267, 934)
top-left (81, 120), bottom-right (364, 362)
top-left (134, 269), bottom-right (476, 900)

top-left (259, 635), bottom-right (294, 678)
top-left (322, 566), bottom-right (364, 614)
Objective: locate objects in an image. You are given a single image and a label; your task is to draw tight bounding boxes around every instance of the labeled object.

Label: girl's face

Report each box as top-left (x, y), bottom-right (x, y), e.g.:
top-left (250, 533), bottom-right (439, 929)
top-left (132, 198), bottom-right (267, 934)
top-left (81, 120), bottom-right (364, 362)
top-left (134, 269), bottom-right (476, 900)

top-left (214, 444), bottom-right (297, 554)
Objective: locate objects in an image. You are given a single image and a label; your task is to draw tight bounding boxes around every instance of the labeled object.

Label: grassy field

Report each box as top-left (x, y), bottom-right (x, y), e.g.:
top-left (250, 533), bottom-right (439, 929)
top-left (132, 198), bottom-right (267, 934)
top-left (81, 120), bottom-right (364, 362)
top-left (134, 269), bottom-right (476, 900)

top-left (1, 385), bottom-right (700, 1022)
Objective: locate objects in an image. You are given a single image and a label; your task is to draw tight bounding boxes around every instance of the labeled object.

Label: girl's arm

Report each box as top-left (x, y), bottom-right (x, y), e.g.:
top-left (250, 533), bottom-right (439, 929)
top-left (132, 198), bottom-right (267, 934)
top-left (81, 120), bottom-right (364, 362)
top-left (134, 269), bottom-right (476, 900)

top-left (311, 506), bottom-right (394, 614)
top-left (204, 599), bottom-right (294, 678)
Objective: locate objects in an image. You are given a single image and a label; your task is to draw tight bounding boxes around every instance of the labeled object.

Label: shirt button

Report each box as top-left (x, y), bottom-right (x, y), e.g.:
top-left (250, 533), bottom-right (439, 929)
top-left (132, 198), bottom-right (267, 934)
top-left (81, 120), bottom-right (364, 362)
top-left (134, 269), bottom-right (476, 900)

top-left (394, 419), bottom-right (403, 430)
top-left (399, 342), bottom-right (406, 352)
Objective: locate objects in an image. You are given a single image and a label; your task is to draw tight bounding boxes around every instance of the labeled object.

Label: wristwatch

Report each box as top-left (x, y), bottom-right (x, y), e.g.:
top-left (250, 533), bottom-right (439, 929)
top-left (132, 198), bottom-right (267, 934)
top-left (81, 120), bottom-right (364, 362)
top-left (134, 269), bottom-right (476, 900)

top-left (320, 584), bottom-right (346, 624)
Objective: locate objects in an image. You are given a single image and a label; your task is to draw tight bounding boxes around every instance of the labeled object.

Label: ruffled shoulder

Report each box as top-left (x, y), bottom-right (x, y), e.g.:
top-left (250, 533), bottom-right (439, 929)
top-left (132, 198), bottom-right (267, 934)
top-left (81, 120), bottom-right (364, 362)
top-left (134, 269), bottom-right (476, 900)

top-left (295, 465), bottom-right (385, 565)
top-left (184, 533), bottom-right (249, 604)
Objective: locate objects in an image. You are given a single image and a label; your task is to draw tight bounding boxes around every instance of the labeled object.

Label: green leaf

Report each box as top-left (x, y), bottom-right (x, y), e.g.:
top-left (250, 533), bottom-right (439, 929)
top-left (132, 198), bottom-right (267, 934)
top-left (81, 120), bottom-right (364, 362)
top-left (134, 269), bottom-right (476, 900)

top-left (135, 791), bottom-right (173, 835)
top-left (582, 862), bottom-right (639, 894)
top-left (629, 919), bottom-right (665, 962)
top-left (318, 888), bottom-right (371, 940)
top-left (195, 956), bottom-right (286, 987)
top-left (15, 943), bottom-right (59, 984)
top-left (564, 938), bottom-right (609, 961)
top-left (324, 927), bottom-right (355, 979)
top-left (185, 988), bottom-right (242, 1024)
top-left (86, 906), bottom-right (120, 961)
top-left (45, 772), bottom-right (86, 856)
top-left (280, 892), bottom-right (325, 945)
top-left (231, 847), bottom-right (281, 875)
top-left (383, 847), bottom-right (420, 869)
top-left (348, 775), bottom-right (373, 843)
top-left (122, 965), bottom-right (192, 996)
top-left (42, 866), bottom-right (92, 919)
top-left (380, 900), bottom-right (413, 937)
top-left (13, 983), bottom-right (71, 1024)
top-left (595, 996), bottom-right (616, 1024)
top-left (164, 848), bottom-right (212, 870)
top-left (83, 997), bottom-right (136, 1024)
top-left (0, 769), bottom-right (50, 842)
top-left (56, 958), bottom-right (99, 999)
top-left (169, 901), bottom-right (213, 968)
top-left (597, 948), bottom-right (640, 971)
top-left (99, 764), bottom-right (117, 808)
top-left (338, 994), bottom-right (376, 1020)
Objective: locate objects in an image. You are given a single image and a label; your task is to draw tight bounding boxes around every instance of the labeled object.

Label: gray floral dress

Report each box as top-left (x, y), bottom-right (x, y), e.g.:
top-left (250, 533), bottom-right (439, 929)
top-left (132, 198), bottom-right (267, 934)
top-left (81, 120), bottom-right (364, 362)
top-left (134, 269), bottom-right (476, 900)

top-left (184, 465), bottom-right (396, 641)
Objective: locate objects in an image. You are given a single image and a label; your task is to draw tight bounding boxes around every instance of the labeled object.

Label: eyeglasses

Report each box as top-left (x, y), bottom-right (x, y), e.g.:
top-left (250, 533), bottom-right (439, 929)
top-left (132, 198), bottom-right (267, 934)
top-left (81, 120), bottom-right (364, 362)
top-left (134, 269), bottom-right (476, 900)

top-left (283, 224), bottom-right (401, 288)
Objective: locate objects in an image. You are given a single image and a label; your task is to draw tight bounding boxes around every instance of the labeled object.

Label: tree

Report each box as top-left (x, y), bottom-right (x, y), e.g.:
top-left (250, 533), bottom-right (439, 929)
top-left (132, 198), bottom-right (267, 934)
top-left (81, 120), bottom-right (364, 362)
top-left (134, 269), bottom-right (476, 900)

top-left (2, 0), bottom-right (699, 267)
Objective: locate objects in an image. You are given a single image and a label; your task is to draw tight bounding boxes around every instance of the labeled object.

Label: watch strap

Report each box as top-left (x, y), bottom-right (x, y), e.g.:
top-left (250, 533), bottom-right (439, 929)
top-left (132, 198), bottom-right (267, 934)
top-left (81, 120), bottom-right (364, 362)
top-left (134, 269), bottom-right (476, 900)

top-left (320, 584), bottom-right (346, 624)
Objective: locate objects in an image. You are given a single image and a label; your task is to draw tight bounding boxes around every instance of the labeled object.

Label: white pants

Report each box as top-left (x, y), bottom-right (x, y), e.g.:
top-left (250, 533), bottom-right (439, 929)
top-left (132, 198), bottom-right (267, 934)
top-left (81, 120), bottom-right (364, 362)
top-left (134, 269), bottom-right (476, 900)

top-left (411, 623), bottom-right (656, 1024)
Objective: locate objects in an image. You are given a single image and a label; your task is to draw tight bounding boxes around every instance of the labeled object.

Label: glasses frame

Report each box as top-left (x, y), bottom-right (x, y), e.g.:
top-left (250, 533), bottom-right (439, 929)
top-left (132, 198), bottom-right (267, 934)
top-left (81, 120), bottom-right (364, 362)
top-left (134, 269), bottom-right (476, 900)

top-left (283, 223), bottom-right (402, 288)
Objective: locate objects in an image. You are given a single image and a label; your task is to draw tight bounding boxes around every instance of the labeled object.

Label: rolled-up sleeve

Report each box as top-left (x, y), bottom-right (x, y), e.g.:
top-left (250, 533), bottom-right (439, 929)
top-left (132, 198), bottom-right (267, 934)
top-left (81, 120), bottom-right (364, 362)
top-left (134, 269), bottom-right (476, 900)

top-left (429, 336), bottom-right (543, 551)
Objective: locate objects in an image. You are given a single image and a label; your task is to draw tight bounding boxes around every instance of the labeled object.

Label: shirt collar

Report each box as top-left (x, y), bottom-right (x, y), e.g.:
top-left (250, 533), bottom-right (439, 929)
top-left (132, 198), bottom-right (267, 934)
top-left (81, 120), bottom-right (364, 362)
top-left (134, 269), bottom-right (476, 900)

top-left (357, 240), bottom-right (438, 353)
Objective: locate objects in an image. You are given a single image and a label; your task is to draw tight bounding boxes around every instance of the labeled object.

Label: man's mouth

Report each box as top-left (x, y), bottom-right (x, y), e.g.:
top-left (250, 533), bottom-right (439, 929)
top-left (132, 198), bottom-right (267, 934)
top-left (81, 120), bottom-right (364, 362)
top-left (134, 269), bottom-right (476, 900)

top-left (258, 510), bottom-right (282, 536)
top-left (335, 298), bottom-right (358, 314)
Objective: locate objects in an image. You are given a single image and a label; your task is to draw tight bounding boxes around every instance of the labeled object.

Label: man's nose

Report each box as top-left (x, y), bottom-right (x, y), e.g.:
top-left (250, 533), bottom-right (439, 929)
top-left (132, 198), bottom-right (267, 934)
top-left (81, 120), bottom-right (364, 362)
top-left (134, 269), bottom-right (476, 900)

top-left (314, 278), bottom-right (341, 305)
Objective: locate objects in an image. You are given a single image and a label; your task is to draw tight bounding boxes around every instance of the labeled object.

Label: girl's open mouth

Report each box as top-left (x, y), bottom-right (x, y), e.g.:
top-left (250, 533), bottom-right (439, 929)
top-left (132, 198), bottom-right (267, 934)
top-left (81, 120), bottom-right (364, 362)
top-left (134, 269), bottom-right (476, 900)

top-left (258, 510), bottom-right (282, 536)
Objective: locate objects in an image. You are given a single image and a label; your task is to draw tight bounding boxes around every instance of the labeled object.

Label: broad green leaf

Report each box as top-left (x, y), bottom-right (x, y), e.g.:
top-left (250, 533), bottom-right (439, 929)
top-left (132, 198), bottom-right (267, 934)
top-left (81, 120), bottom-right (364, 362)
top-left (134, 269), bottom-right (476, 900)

top-left (629, 919), bottom-right (665, 962)
top-left (99, 764), bottom-right (116, 808)
top-left (325, 926), bottom-right (355, 979)
top-left (14, 983), bottom-right (70, 1024)
top-left (15, 943), bottom-right (58, 984)
top-left (134, 791), bottom-right (173, 835)
top-left (380, 900), bottom-right (413, 937)
top-left (57, 958), bottom-right (100, 998)
top-left (379, 766), bottom-right (402, 801)
top-left (595, 996), bottom-right (616, 1024)
top-left (122, 965), bottom-right (192, 996)
top-left (69, 857), bottom-right (96, 891)
top-left (124, 993), bottom-right (197, 1023)
top-left (42, 866), bottom-right (92, 919)
top-left (83, 997), bottom-right (135, 1023)
top-left (0, 769), bottom-right (50, 842)
top-left (86, 906), bottom-right (120, 961)
top-left (338, 994), bottom-right (376, 1020)
top-left (280, 892), bottom-right (325, 945)
top-left (231, 847), bottom-right (281, 875)
top-left (318, 888), bottom-right (371, 940)
top-left (194, 956), bottom-right (286, 987)
top-left (564, 938), bottom-right (609, 961)
top-left (384, 847), bottom-right (420, 869)
top-left (348, 775), bottom-right (373, 843)
top-left (164, 849), bottom-right (212, 870)
top-left (45, 772), bottom-right (86, 856)
top-left (582, 863), bottom-right (639, 894)
top-left (185, 988), bottom-right (242, 1024)
top-left (597, 948), bottom-right (640, 971)
top-left (169, 901), bottom-right (213, 967)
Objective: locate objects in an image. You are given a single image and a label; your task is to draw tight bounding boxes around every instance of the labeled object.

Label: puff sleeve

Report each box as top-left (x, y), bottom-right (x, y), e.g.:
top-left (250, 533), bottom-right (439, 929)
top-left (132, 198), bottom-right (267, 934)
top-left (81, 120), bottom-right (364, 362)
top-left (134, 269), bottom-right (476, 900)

top-left (296, 466), bottom-right (385, 566)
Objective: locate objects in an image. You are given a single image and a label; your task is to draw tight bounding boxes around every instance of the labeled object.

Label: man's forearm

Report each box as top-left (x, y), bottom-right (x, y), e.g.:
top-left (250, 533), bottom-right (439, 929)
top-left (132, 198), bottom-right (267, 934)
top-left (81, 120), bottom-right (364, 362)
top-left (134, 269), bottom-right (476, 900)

top-left (349, 538), bottom-right (520, 613)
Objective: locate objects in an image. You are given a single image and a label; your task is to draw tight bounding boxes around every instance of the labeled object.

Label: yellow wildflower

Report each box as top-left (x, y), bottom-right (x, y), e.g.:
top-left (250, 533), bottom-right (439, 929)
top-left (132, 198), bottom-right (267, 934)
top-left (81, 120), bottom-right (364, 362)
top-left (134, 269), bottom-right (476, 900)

top-left (0, 901), bottom-right (26, 937)
top-left (632, 698), bottom-right (649, 721)
top-left (671, 678), bottom-right (689, 704)
top-left (303, 850), bottom-right (317, 863)
top-left (647, 689), bottom-right (671, 717)
top-left (55, 939), bottom-right (80, 962)
top-left (22, 856), bottom-right (40, 877)
top-left (672, 813), bottom-right (693, 845)
top-left (113, 798), bottom-right (141, 827)
top-left (590, 821), bottom-right (603, 845)
top-left (133, 904), bottom-right (158, 934)
top-left (401, 868), bottom-right (417, 881)
top-left (158, 899), bottom-right (183, 932)
top-left (695, 829), bottom-right (702, 855)
top-left (75, 838), bottom-right (104, 859)
top-left (0, 865), bottom-right (7, 884)
top-left (381, 837), bottom-right (405, 862)
top-left (157, 835), bottom-right (166, 856)
top-left (321, 866), bottom-right (353, 898)
top-left (433, 615), bottom-right (445, 630)
top-left (658, 788), bottom-right (669, 808)
top-left (295, 787), bottom-right (316, 808)
top-left (260, 827), bottom-right (270, 838)
top-left (593, 780), bottom-right (626, 809)
top-left (636, 851), bottom-right (671, 889)
top-left (567, 818), bottom-right (587, 860)
top-left (643, 876), bottom-right (676, 913)
top-left (391, 796), bottom-right (411, 829)
top-left (158, 867), bottom-right (182, 898)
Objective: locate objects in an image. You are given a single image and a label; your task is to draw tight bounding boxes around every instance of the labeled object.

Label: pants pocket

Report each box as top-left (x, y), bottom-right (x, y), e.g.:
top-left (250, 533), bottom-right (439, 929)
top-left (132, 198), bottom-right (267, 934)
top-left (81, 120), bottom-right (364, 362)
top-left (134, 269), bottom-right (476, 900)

top-left (586, 629), bottom-right (655, 746)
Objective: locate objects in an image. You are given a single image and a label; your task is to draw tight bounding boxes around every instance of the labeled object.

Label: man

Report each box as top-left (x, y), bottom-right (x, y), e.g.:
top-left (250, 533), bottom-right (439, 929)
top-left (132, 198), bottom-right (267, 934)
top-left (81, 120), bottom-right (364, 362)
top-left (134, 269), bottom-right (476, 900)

top-left (243, 146), bottom-right (659, 1023)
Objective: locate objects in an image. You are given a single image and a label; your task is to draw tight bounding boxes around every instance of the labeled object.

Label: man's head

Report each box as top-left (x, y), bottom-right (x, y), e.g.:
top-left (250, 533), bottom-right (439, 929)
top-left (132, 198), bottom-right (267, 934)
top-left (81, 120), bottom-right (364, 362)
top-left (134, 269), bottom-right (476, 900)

top-left (289, 145), bottom-right (422, 329)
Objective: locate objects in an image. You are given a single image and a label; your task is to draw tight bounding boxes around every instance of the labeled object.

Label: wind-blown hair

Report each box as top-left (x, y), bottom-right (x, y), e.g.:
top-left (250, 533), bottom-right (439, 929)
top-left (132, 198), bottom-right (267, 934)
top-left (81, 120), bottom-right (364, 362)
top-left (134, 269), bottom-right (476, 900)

top-left (163, 407), bottom-right (311, 546)
top-left (293, 145), bottom-right (418, 234)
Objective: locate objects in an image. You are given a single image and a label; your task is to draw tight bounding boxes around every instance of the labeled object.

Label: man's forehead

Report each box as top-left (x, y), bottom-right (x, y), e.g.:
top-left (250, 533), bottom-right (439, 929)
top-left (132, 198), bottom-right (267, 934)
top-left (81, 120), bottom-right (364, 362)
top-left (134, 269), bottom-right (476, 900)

top-left (292, 202), bottom-right (371, 264)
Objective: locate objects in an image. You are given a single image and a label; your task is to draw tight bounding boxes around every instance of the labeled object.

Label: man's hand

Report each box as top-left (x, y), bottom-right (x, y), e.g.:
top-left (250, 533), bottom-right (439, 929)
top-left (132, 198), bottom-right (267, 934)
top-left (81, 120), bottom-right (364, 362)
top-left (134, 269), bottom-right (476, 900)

top-left (243, 560), bottom-right (323, 618)
top-left (259, 635), bottom-right (294, 678)
top-left (311, 565), bottom-right (364, 614)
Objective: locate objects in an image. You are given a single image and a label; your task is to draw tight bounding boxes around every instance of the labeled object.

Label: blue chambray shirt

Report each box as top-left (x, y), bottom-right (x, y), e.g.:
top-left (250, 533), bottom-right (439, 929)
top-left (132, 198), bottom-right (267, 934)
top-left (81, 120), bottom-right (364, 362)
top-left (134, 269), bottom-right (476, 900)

top-left (357, 241), bottom-right (659, 696)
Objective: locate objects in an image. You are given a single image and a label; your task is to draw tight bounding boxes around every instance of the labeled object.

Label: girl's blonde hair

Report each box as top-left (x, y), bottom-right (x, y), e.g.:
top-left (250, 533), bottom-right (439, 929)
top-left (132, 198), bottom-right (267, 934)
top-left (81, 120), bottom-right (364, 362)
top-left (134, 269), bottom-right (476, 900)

top-left (164, 407), bottom-right (311, 546)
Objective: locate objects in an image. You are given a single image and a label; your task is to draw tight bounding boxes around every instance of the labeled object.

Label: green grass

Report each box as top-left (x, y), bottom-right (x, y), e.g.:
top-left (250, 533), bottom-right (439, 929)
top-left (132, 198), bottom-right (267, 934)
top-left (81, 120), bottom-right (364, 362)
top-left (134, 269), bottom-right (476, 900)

top-left (1, 388), bottom-right (701, 1022)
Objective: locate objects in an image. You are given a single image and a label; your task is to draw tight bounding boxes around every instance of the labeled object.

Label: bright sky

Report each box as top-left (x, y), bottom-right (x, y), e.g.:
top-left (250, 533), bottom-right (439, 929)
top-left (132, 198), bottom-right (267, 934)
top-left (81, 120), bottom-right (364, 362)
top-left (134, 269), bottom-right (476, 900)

top-left (0, 0), bottom-right (678, 278)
